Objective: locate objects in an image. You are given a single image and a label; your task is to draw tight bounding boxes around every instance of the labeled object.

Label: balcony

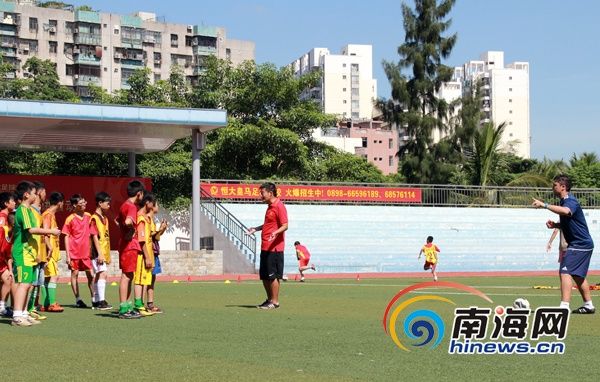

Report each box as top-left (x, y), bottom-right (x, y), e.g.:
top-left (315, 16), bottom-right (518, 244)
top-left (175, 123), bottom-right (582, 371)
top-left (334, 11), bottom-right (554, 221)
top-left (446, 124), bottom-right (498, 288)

top-left (74, 33), bottom-right (101, 46)
top-left (193, 66), bottom-right (206, 76)
top-left (193, 45), bottom-right (217, 55)
top-left (121, 37), bottom-right (143, 49)
top-left (74, 74), bottom-right (101, 86)
top-left (74, 54), bottom-right (101, 66)
top-left (121, 59), bottom-right (144, 69)
top-left (0, 46), bottom-right (16, 57)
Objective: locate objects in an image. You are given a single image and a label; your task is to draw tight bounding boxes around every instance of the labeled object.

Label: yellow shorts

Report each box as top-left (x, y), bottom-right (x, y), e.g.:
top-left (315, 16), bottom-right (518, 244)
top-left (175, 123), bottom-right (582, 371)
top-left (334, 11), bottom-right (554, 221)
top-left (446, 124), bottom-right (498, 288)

top-left (45, 257), bottom-right (59, 277)
top-left (134, 254), bottom-right (153, 286)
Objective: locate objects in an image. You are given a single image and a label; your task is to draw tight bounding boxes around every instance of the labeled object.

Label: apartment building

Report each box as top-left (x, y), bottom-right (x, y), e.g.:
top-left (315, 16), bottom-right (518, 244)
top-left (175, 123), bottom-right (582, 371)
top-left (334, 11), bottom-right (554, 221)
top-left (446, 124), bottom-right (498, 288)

top-left (0, 0), bottom-right (255, 97)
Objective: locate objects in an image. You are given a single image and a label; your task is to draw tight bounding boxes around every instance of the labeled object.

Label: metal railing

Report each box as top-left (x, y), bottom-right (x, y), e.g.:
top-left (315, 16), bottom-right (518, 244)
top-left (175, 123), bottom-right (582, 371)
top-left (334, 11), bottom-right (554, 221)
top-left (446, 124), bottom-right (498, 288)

top-left (200, 188), bottom-right (257, 264)
top-left (202, 179), bottom-right (600, 209)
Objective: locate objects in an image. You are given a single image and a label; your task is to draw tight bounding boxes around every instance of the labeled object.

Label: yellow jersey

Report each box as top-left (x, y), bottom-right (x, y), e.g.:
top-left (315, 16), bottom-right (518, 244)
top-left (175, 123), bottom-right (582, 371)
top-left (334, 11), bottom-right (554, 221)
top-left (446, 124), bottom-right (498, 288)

top-left (421, 243), bottom-right (440, 264)
top-left (91, 212), bottom-right (111, 264)
top-left (42, 209), bottom-right (60, 262)
top-left (137, 213), bottom-right (154, 268)
top-left (31, 206), bottom-right (47, 264)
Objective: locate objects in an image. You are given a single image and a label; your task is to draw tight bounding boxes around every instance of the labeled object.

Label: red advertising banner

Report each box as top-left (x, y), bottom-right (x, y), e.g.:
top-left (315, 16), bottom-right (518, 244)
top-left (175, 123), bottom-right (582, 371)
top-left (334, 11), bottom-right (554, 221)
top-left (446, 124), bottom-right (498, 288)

top-left (201, 183), bottom-right (422, 203)
top-left (0, 174), bottom-right (152, 249)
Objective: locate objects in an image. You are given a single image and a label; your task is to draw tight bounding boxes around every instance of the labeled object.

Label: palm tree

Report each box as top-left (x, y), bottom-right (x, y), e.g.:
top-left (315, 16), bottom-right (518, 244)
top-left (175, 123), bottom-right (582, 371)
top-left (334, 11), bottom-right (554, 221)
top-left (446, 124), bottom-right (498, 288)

top-left (470, 122), bottom-right (507, 186)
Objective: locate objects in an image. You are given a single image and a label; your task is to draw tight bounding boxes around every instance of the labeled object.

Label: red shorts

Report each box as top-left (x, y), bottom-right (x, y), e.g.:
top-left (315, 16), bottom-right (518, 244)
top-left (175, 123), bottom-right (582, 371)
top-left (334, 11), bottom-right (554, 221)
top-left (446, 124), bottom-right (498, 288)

top-left (298, 257), bottom-right (310, 267)
top-left (0, 259), bottom-right (8, 274)
top-left (70, 258), bottom-right (92, 271)
top-left (119, 249), bottom-right (138, 273)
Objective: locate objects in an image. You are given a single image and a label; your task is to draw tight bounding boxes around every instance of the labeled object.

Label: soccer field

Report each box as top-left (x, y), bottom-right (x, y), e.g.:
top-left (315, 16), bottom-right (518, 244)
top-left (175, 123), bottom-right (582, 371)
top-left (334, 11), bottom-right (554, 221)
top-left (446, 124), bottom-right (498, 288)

top-left (3, 276), bottom-right (600, 381)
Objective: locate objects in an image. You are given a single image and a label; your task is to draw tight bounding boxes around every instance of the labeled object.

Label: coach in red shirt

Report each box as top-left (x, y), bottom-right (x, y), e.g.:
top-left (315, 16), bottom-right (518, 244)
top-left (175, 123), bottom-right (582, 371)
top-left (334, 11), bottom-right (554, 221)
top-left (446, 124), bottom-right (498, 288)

top-left (246, 182), bottom-right (288, 310)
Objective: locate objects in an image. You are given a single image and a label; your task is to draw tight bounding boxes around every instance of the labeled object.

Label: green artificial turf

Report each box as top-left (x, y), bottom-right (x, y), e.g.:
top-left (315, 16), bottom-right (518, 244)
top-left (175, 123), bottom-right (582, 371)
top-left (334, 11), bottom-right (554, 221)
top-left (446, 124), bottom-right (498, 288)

top-left (2, 276), bottom-right (599, 381)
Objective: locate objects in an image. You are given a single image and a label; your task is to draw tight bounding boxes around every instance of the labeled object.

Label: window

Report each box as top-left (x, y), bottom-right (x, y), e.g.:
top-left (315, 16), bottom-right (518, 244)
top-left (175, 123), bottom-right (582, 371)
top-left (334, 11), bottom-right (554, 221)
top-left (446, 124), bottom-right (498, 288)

top-left (389, 156), bottom-right (394, 166)
top-left (48, 41), bottom-right (57, 54)
top-left (65, 64), bottom-right (74, 76)
top-left (226, 48), bottom-right (231, 61)
top-left (351, 88), bottom-right (359, 96)
top-left (29, 17), bottom-right (38, 32)
top-left (389, 139), bottom-right (393, 149)
top-left (185, 35), bottom-right (193, 47)
top-left (343, 88), bottom-right (346, 92)
top-left (509, 110), bottom-right (513, 114)
top-left (362, 137), bottom-right (367, 148)
top-left (343, 100), bottom-right (347, 104)
top-left (342, 63), bottom-right (346, 67)
top-left (509, 88), bottom-right (512, 92)
top-left (351, 112), bottom-right (359, 119)
top-left (114, 28), bottom-right (119, 35)
top-left (170, 34), bottom-right (178, 47)
top-left (509, 99), bottom-right (512, 103)
top-left (509, 133), bottom-right (513, 137)
top-left (103, 67), bottom-right (107, 72)
top-left (103, 23), bottom-right (107, 28)
top-left (342, 75), bottom-right (347, 80)
top-left (509, 76), bottom-right (512, 80)
top-left (154, 73), bottom-right (161, 83)
top-left (373, 139), bottom-right (378, 144)
top-left (509, 121), bottom-right (513, 125)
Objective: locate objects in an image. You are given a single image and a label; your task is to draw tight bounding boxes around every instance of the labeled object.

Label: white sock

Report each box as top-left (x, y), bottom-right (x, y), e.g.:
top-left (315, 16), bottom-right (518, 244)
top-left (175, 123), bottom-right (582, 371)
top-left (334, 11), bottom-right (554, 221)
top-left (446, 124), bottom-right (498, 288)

top-left (0, 300), bottom-right (5, 310)
top-left (584, 300), bottom-right (595, 309)
top-left (13, 310), bottom-right (24, 318)
top-left (97, 280), bottom-right (106, 302)
top-left (560, 301), bottom-right (570, 309)
top-left (92, 282), bottom-right (99, 303)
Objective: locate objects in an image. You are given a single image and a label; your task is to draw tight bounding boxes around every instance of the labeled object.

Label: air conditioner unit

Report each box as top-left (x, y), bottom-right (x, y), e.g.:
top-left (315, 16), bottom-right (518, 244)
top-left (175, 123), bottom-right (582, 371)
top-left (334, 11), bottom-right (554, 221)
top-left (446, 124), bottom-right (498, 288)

top-left (74, 74), bottom-right (79, 79)
top-left (192, 40), bottom-right (198, 46)
top-left (114, 52), bottom-right (122, 59)
top-left (48, 26), bottom-right (56, 33)
top-left (187, 25), bottom-right (193, 32)
top-left (73, 48), bottom-right (80, 54)
top-left (73, 28), bottom-right (79, 34)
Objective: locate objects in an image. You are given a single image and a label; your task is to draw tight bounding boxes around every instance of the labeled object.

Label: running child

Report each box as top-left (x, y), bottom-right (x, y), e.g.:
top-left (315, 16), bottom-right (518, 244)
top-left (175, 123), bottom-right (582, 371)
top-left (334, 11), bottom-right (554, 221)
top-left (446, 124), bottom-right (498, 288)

top-left (418, 236), bottom-right (440, 281)
top-left (294, 241), bottom-right (315, 282)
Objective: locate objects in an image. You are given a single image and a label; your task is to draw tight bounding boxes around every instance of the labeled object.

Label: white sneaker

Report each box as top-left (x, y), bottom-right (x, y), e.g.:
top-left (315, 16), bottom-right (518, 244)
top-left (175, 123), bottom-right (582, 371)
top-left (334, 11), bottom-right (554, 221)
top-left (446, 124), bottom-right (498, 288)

top-left (25, 315), bottom-right (42, 325)
top-left (11, 317), bottom-right (32, 327)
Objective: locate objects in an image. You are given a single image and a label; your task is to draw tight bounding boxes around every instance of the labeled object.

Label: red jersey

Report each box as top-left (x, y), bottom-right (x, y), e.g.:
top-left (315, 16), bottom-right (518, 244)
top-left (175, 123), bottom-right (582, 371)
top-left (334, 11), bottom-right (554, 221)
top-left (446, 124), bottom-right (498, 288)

top-left (0, 225), bottom-right (12, 263)
top-left (0, 210), bottom-right (8, 227)
top-left (62, 212), bottom-right (92, 260)
top-left (117, 200), bottom-right (141, 254)
top-left (261, 199), bottom-right (288, 252)
top-left (295, 244), bottom-right (310, 260)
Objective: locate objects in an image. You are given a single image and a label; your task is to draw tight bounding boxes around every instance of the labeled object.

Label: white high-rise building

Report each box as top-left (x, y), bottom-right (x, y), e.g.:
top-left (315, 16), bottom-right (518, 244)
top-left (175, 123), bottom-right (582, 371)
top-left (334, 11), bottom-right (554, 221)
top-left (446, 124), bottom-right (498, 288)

top-left (449, 51), bottom-right (530, 158)
top-left (289, 44), bottom-right (377, 120)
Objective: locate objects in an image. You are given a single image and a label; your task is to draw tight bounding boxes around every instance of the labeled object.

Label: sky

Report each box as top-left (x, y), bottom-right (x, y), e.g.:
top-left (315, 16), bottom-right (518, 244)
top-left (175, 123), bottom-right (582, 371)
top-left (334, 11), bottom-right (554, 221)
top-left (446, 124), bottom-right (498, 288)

top-left (75, 0), bottom-right (599, 161)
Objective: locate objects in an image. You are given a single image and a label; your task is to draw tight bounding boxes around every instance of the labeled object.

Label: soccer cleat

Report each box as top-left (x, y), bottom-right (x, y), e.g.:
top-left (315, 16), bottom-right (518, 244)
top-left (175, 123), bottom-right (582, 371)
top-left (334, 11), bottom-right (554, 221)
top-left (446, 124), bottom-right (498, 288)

top-left (256, 300), bottom-right (270, 309)
top-left (135, 307), bottom-right (155, 317)
top-left (11, 317), bottom-right (32, 327)
top-left (300, 277), bottom-right (305, 282)
top-left (259, 302), bottom-right (280, 310)
top-left (75, 300), bottom-right (88, 309)
top-left (572, 306), bottom-right (595, 314)
top-left (29, 310), bottom-right (47, 320)
top-left (98, 301), bottom-right (113, 311)
top-left (0, 307), bottom-right (13, 318)
top-left (147, 305), bottom-right (163, 314)
top-left (118, 310), bottom-right (142, 319)
top-left (91, 301), bottom-right (100, 310)
top-left (46, 303), bottom-right (64, 313)
top-left (25, 315), bottom-right (42, 325)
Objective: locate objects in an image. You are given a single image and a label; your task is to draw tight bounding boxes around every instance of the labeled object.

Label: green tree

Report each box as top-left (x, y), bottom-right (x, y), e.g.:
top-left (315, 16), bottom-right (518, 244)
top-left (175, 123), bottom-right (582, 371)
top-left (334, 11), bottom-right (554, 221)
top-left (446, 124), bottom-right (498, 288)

top-left (468, 122), bottom-right (507, 186)
top-left (377, 0), bottom-right (458, 183)
top-left (568, 152), bottom-right (600, 188)
top-left (15, 57), bottom-right (79, 101)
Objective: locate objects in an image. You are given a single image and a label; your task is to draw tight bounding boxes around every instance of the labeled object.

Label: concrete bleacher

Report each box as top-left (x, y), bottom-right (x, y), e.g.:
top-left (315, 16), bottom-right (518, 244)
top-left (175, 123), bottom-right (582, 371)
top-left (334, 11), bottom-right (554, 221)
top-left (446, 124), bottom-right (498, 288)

top-left (223, 203), bottom-right (600, 274)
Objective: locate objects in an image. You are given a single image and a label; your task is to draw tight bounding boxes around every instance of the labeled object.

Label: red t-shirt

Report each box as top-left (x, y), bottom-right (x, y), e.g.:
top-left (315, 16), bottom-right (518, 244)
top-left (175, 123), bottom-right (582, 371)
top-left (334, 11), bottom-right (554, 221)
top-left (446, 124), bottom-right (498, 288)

top-left (261, 199), bottom-right (288, 252)
top-left (0, 211), bottom-right (8, 227)
top-left (117, 200), bottom-right (141, 254)
top-left (62, 213), bottom-right (92, 260)
top-left (295, 244), bottom-right (310, 260)
top-left (0, 226), bottom-right (12, 264)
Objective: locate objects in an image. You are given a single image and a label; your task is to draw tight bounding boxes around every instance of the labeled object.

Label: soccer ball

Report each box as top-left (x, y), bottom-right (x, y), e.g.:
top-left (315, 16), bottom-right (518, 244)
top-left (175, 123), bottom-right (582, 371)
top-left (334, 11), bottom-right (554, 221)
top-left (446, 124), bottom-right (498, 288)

top-left (513, 298), bottom-right (530, 309)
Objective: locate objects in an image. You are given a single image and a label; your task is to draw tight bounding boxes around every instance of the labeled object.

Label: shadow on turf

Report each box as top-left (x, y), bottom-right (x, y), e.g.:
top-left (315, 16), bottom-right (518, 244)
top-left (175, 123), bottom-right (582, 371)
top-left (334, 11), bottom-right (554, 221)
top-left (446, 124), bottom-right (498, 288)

top-left (225, 304), bottom-right (260, 309)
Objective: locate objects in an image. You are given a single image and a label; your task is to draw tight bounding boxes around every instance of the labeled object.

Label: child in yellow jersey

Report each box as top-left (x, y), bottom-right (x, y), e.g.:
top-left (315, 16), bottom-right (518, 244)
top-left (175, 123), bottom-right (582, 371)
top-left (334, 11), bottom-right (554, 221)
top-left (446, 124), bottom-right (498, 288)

top-left (133, 192), bottom-right (156, 316)
top-left (418, 236), bottom-right (440, 281)
top-left (90, 192), bottom-right (113, 311)
top-left (41, 192), bottom-right (65, 312)
top-left (27, 181), bottom-right (47, 320)
top-left (145, 200), bottom-right (167, 313)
